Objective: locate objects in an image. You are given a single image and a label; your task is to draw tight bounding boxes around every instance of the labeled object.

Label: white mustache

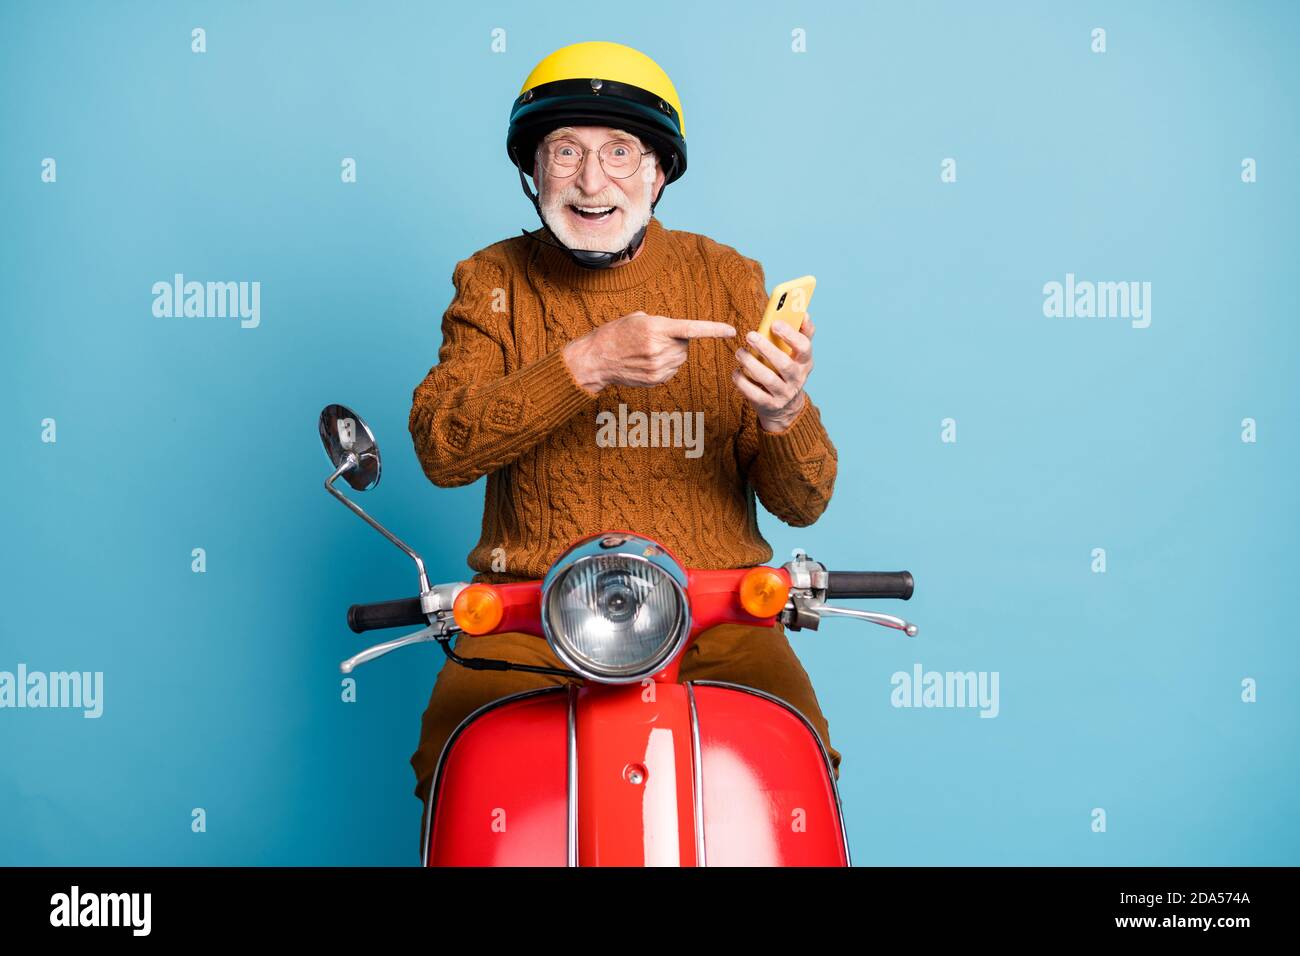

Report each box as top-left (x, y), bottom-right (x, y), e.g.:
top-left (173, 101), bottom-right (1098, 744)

top-left (559, 194), bottom-right (624, 209)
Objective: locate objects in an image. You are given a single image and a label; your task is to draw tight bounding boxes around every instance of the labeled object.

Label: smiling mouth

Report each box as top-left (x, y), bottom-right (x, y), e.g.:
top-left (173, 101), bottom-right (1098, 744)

top-left (568, 204), bottom-right (619, 224)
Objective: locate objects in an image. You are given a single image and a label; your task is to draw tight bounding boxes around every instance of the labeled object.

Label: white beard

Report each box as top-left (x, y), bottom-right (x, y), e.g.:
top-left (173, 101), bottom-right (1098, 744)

top-left (537, 163), bottom-right (656, 254)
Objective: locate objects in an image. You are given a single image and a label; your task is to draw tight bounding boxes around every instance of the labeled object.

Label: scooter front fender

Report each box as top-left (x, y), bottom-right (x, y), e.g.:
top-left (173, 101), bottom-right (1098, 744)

top-left (424, 679), bottom-right (849, 866)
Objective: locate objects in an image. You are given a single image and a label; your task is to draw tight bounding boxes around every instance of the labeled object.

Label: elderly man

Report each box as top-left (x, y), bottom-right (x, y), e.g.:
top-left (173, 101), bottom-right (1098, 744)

top-left (407, 40), bottom-right (840, 854)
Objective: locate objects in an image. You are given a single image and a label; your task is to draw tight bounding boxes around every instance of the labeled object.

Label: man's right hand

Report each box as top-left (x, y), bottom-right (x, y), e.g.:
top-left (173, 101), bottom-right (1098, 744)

top-left (563, 311), bottom-right (736, 395)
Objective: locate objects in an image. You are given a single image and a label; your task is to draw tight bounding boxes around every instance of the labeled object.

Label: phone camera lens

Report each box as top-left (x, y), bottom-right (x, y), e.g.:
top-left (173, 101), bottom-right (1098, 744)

top-left (777, 293), bottom-right (787, 310)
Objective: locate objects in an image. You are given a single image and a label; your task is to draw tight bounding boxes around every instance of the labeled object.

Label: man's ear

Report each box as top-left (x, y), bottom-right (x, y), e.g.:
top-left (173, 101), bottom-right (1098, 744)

top-left (651, 162), bottom-right (667, 206)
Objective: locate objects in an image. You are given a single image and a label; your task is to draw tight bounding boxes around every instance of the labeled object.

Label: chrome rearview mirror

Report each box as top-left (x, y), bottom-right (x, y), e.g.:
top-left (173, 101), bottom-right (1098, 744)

top-left (318, 403), bottom-right (431, 599)
top-left (319, 403), bottom-right (381, 491)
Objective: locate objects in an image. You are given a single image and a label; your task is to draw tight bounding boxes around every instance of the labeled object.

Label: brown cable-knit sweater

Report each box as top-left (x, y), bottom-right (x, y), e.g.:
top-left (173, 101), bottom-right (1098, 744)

top-left (408, 215), bottom-right (838, 584)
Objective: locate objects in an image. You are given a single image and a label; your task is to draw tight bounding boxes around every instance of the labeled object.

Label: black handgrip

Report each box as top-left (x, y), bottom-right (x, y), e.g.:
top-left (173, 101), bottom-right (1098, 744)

top-left (348, 597), bottom-right (427, 633)
top-left (825, 571), bottom-right (914, 600)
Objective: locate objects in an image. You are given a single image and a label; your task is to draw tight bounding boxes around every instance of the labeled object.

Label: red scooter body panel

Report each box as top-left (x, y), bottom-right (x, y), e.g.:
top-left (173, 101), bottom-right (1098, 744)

top-left (690, 682), bottom-right (849, 866)
top-left (425, 678), bottom-right (848, 866)
top-left (425, 686), bottom-right (569, 866)
top-left (574, 682), bottom-right (701, 866)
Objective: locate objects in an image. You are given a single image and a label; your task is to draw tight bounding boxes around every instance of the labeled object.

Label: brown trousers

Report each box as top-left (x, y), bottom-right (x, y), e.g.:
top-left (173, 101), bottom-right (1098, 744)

top-left (409, 621), bottom-right (841, 858)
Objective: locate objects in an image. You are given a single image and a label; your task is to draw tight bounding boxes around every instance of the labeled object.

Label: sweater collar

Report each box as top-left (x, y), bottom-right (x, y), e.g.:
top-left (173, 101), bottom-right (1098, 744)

top-left (527, 215), bottom-right (669, 292)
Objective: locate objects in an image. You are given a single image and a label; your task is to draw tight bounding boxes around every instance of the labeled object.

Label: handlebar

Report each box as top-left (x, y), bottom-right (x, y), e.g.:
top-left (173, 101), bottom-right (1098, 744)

top-left (348, 597), bottom-right (427, 634)
top-left (824, 571), bottom-right (913, 601)
top-left (347, 568), bottom-right (914, 634)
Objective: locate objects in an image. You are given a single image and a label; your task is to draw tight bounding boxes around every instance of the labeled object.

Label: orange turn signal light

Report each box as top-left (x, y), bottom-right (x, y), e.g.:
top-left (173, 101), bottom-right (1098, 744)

top-left (739, 567), bottom-right (789, 618)
top-left (453, 584), bottom-right (504, 635)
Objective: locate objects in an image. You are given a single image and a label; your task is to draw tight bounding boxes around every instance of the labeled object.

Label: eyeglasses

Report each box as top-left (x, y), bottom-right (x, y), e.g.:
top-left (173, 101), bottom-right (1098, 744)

top-left (539, 137), bottom-right (653, 180)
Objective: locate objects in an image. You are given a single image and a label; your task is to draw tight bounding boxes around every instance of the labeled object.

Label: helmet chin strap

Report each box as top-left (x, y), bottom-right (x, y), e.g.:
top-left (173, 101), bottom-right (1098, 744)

top-left (514, 147), bottom-right (677, 270)
top-left (521, 217), bottom-right (648, 269)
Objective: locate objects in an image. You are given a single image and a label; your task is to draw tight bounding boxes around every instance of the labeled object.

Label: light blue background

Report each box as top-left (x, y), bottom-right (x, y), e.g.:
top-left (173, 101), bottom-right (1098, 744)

top-left (2, 0), bottom-right (1297, 865)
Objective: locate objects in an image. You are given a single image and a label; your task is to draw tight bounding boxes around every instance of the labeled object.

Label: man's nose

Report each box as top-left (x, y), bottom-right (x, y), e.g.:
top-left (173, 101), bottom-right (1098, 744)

top-left (576, 149), bottom-right (610, 192)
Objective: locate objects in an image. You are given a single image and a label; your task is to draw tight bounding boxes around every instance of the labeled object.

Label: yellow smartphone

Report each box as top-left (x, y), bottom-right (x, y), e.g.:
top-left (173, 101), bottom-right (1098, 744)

top-left (751, 275), bottom-right (815, 367)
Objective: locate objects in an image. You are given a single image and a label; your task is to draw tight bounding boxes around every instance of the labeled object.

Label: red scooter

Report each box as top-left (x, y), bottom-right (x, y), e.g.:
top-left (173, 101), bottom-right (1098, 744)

top-left (320, 404), bottom-right (919, 866)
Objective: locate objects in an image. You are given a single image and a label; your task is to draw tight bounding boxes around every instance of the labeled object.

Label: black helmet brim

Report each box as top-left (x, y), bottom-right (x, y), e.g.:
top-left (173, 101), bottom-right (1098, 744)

top-left (507, 79), bottom-right (687, 185)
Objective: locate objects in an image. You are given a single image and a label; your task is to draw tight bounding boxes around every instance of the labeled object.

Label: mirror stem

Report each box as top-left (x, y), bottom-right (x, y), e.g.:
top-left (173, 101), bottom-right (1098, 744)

top-left (325, 455), bottom-right (431, 595)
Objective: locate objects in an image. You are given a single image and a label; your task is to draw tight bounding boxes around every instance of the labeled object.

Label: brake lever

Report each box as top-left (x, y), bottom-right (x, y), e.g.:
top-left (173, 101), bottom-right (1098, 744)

top-left (781, 552), bottom-right (919, 636)
top-left (811, 603), bottom-right (918, 637)
top-left (340, 619), bottom-right (455, 674)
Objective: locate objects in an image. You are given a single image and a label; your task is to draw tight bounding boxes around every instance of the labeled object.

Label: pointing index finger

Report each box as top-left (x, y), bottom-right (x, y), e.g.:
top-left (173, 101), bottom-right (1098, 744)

top-left (664, 319), bottom-right (737, 340)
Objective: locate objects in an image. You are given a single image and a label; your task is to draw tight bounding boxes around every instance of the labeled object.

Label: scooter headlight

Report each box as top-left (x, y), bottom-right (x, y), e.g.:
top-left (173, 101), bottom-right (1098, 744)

top-left (541, 533), bottom-right (690, 683)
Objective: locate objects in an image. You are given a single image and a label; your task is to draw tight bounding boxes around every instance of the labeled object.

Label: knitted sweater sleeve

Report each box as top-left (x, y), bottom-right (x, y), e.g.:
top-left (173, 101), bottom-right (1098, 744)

top-left (723, 252), bottom-right (839, 527)
top-left (408, 254), bottom-right (598, 487)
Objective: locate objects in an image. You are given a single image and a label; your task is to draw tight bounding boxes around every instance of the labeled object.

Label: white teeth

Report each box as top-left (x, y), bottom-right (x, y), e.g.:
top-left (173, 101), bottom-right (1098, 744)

top-left (574, 205), bottom-right (614, 213)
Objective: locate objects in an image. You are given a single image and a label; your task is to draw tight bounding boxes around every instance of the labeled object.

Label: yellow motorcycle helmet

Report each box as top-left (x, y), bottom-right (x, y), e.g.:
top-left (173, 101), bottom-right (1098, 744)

top-left (507, 40), bottom-right (688, 268)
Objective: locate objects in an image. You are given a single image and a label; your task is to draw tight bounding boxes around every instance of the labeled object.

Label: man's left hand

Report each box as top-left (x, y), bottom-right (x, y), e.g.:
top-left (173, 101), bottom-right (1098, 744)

top-left (732, 313), bottom-right (815, 432)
